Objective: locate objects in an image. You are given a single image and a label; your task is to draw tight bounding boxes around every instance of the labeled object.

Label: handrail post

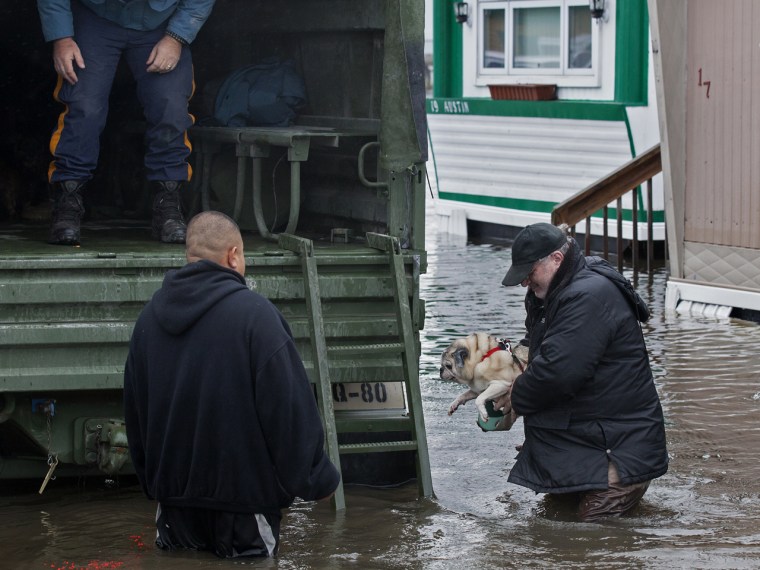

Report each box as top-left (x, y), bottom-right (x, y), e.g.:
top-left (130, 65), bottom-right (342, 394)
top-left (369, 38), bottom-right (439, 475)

top-left (647, 178), bottom-right (653, 275)
top-left (632, 187), bottom-right (639, 281)
top-left (616, 197), bottom-right (623, 273)
top-left (584, 217), bottom-right (591, 255)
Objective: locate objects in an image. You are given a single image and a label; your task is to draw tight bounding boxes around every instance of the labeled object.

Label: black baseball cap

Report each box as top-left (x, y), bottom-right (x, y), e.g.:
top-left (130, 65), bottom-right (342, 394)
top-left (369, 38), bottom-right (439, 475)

top-left (502, 223), bottom-right (567, 286)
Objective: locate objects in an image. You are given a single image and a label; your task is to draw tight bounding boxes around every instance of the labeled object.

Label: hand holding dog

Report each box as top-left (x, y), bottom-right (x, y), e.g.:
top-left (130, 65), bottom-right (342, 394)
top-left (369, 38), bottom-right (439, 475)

top-left (491, 408), bottom-right (518, 431)
top-left (492, 384), bottom-right (514, 416)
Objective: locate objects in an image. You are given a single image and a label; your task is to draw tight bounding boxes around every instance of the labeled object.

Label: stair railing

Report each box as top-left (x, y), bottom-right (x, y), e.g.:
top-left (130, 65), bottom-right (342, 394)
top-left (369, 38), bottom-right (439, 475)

top-left (551, 144), bottom-right (662, 279)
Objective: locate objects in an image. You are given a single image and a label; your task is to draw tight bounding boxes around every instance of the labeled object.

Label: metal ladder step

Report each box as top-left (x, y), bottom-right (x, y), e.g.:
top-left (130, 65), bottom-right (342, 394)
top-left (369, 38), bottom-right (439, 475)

top-left (339, 440), bottom-right (419, 454)
top-left (327, 342), bottom-right (404, 356)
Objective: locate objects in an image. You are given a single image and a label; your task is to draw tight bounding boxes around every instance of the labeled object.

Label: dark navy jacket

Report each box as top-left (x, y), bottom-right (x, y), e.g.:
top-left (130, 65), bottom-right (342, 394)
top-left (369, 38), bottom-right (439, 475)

top-left (37, 0), bottom-right (216, 43)
top-left (509, 243), bottom-right (668, 494)
top-left (124, 260), bottom-right (339, 515)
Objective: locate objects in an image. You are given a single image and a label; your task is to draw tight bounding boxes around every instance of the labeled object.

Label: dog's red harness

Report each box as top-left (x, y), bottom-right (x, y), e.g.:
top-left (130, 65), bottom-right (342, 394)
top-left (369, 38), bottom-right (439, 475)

top-left (481, 346), bottom-right (504, 361)
top-left (481, 338), bottom-right (526, 373)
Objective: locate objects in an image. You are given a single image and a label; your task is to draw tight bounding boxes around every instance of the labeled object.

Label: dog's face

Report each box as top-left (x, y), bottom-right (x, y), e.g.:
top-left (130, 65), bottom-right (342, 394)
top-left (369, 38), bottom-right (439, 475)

top-left (439, 333), bottom-right (481, 385)
top-left (439, 332), bottom-right (527, 392)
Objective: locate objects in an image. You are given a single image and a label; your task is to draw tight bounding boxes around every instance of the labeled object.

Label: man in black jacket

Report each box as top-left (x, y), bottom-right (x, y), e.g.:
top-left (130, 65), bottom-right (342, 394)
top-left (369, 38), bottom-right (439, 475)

top-left (123, 210), bottom-right (339, 557)
top-left (497, 222), bottom-right (668, 522)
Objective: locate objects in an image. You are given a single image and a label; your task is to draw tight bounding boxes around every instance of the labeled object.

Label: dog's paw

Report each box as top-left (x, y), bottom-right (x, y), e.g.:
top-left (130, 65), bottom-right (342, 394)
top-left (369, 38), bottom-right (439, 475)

top-left (448, 397), bottom-right (468, 415)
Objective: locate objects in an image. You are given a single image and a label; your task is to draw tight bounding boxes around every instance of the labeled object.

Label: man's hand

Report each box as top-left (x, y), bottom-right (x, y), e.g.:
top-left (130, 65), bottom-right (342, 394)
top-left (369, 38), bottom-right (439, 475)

top-left (146, 35), bottom-right (183, 74)
top-left (493, 407), bottom-right (518, 431)
top-left (492, 386), bottom-right (513, 415)
top-left (494, 374), bottom-right (522, 413)
top-left (53, 37), bottom-right (85, 85)
top-left (490, 379), bottom-right (518, 430)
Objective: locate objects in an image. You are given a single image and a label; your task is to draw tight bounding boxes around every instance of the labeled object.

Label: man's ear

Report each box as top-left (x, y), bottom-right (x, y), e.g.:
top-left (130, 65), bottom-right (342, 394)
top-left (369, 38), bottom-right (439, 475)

top-left (226, 246), bottom-right (240, 270)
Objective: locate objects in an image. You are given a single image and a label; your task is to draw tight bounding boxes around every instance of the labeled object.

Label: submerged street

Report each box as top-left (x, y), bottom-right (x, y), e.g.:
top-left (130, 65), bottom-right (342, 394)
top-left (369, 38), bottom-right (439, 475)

top-left (2, 214), bottom-right (760, 569)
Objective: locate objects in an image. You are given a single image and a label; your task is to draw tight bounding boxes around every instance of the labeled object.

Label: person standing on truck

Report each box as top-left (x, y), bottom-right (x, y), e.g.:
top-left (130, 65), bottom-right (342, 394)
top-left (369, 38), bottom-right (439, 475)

top-left (495, 222), bottom-right (668, 522)
top-left (36, 0), bottom-right (217, 245)
top-left (123, 210), bottom-right (340, 558)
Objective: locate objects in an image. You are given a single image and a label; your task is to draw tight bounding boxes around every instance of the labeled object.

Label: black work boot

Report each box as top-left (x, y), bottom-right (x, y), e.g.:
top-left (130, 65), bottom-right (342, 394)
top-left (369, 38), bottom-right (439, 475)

top-left (151, 181), bottom-right (187, 243)
top-left (49, 180), bottom-right (86, 246)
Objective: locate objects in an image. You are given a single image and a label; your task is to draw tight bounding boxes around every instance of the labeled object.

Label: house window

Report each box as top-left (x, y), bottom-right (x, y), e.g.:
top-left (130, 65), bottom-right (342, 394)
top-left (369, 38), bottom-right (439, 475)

top-left (513, 6), bottom-right (561, 69)
top-left (483, 8), bottom-right (506, 68)
top-left (478, 0), bottom-right (598, 86)
top-left (568, 4), bottom-right (592, 69)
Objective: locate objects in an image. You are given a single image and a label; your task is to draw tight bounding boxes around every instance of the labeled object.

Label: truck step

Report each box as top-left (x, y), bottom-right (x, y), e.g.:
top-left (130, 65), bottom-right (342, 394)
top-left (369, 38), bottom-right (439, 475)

top-left (327, 342), bottom-right (404, 356)
top-left (339, 440), bottom-right (418, 454)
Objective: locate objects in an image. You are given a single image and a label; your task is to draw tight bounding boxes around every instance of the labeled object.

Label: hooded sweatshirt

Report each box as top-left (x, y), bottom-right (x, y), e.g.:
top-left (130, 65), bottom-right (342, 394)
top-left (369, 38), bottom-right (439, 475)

top-left (123, 260), bottom-right (340, 515)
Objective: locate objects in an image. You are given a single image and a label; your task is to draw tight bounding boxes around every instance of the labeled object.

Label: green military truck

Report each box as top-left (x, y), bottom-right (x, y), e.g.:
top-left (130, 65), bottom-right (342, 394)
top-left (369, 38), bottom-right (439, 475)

top-left (0, 0), bottom-right (431, 504)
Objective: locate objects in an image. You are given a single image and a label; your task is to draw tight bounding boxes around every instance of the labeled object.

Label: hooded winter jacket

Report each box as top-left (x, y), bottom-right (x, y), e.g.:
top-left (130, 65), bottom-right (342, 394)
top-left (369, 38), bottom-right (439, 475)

top-left (123, 260), bottom-right (340, 515)
top-left (508, 242), bottom-right (668, 494)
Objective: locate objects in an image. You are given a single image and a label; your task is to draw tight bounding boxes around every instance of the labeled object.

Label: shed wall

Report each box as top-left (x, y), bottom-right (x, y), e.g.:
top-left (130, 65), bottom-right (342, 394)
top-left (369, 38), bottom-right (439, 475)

top-left (685, 0), bottom-right (760, 248)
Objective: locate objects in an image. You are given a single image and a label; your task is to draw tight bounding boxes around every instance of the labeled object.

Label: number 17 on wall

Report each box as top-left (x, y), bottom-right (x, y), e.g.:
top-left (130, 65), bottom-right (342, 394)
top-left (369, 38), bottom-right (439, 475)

top-left (698, 68), bottom-right (711, 99)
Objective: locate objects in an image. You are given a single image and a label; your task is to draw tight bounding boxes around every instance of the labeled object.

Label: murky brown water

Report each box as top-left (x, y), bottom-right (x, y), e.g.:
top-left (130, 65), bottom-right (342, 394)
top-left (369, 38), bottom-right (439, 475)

top-left (3, 220), bottom-right (760, 569)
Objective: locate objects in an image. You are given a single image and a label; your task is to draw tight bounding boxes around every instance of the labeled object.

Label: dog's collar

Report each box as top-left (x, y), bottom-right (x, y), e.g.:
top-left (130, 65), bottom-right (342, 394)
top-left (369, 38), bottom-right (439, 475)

top-left (481, 346), bottom-right (504, 361)
top-left (481, 338), bottom-right (526, 373)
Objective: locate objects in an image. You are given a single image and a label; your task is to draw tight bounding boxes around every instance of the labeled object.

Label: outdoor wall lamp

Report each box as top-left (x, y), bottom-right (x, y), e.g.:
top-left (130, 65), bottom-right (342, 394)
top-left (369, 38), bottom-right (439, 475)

top-left (589, 0), bottom-right (605, 20)
top-left (454, 1), bottom-right (469, 25)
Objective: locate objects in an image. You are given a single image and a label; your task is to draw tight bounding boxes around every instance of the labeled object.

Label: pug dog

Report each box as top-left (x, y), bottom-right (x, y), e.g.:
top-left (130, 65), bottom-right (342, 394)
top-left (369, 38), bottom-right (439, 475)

top-left (439, 332), bottom-right (528, 425)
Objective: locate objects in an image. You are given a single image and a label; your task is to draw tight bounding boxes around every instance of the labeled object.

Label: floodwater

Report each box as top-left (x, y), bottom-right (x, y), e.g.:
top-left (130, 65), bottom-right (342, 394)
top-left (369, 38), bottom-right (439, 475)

top-left (3, 216), bottom-right (760, 569)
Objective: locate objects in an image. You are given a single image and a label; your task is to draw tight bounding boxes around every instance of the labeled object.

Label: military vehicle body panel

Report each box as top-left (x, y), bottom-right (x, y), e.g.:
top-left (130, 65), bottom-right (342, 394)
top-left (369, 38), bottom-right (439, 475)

top-left (0, 0), bottom-right (428, 482)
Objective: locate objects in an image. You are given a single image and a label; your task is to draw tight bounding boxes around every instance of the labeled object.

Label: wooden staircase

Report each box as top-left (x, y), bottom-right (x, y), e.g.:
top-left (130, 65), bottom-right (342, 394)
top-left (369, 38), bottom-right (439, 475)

top-left (552, 143), bottom-right (663, 278)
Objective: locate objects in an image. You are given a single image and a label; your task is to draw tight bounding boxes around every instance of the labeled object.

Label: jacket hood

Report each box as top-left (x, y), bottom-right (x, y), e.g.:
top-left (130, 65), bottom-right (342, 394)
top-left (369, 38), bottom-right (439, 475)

top-left (585, 256), bottom-right (650, 322)
top-left (535, 241), bottom-right (650, 323)
top-left (150, 260), bottom-right (248, 335)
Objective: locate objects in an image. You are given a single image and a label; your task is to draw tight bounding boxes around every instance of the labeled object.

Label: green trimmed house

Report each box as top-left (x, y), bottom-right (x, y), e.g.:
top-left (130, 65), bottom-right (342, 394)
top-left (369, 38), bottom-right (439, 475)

top-left (427, 0), bottom-right (662, 241)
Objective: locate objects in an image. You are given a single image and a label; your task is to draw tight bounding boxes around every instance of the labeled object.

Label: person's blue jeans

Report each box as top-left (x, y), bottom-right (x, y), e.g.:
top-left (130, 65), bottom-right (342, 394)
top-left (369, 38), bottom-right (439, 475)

top-left (49, 1), bottom-right (194, 183)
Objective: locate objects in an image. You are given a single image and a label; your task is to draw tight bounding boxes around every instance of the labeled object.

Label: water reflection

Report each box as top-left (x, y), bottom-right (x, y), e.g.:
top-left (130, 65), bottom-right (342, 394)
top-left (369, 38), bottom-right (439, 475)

top-left (2, 224), bottom-right (760, 569)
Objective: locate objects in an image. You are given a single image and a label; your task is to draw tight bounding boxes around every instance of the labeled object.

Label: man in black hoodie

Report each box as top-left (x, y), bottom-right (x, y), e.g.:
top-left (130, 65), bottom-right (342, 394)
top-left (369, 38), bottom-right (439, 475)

top-left (123, 210), bottom-right (340, 558)
top-left (496, 223), bottom-right (668, 522)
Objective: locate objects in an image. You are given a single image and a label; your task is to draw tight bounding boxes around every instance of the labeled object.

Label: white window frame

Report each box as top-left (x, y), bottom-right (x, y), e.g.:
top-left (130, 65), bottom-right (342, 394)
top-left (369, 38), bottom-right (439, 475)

top-left (477, 0), bottom-right (600, 88)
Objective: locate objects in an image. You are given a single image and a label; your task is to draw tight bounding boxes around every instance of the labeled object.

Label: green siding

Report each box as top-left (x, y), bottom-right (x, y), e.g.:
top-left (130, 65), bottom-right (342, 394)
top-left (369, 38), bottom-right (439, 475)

top-left (426, 98), bottom-right (629, 121)
top-left (615, 0), bottom-right (649, 104)
top-left (432, 0), bottom-right (463, 97)
top-left (437, 191), bottom-right (665, 224)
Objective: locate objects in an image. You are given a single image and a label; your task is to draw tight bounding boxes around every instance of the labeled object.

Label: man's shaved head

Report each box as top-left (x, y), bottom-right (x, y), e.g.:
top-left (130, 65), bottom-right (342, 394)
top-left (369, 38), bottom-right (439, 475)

top-left (186, 211), bottom-right (244, 271)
